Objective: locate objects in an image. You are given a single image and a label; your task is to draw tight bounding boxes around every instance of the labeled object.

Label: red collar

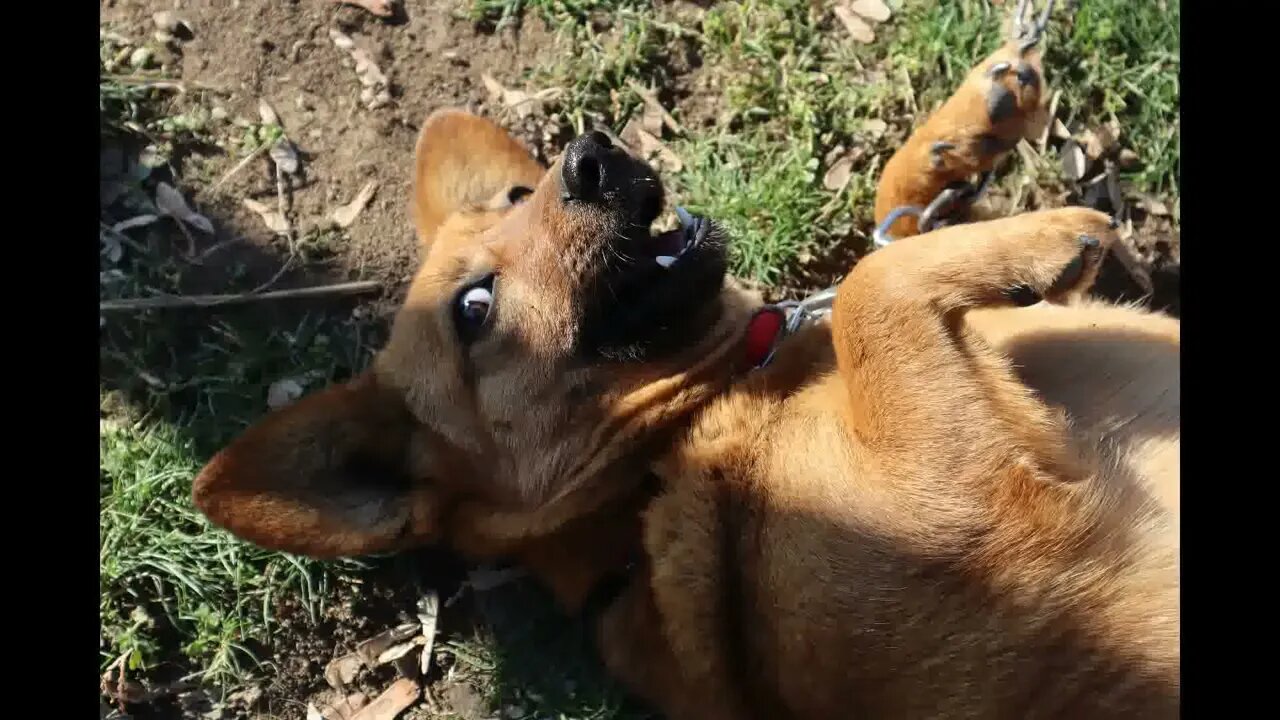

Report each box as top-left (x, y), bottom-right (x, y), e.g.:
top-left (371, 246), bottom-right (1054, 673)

top-left (743, 306), bottom-right (787, 368)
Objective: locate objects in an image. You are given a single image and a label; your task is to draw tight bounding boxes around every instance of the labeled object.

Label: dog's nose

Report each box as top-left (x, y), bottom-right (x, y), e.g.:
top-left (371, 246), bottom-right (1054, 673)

top-left (561, 131), bottom-right (617, 203)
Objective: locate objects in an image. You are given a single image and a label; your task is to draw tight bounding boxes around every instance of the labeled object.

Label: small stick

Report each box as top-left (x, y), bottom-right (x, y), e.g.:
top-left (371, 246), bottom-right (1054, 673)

top-left (210, 143), bottom-right (271, 194)
top-left (1038, 89), bottom-right (1061, 153)
top-left (100, 281), bottom-right (382, 312)
top-left (101, 75), bottom-right (229, 93)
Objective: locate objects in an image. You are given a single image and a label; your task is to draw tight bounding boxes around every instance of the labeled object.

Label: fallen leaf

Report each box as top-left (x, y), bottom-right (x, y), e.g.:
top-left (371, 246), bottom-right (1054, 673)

top-left (242, 198), bottom-right (291, 235)
top-left (356, 623), bottom-right (422, 667)
top-left (1118, 148), bottom-right (1141, 170)
top-left (1051, 118), bottom-right (1071, 141)
top-left (331, 181), bottom-right (379, 228)
top-left (1060, 139), bottom-right (1087, 182)
top-left (156, 182), bottom-right (215, 234)
top-left (377, 639), bottom-right (425, 666)
top-left (862, 118), bottom-right (888, 138)
top-left (481, 73), bottom-right (505, 101)
top-left (1080, 125), bottom-right (1118, 161)
top-left (632, 127), bottom-right (683, 173)
top-left (258, 98), bottom-right (281, 127)
top-left (351, 678), bottom-right (420, 720)
top-left (270, 139), bottom-right (300, 175)
top-left (320, 693), bottom-right (370, 720)
top-left (325, 653), bottom-right (366, 690)
top-left (417, 591), bottom-right (440, 677)
top-left (1137, 195), bottom-right (1170, 216)
top-left (834, 5), bottom-right (876, 43)
top-left (267, 378), bottom-right (305, 409)
top-left (330, 31), bottom-right (392, 109)
top-left (335, 0), bottom-right (395, 17)
top-left (112, 214), bottom-right (160, 233)
top-left (849, 0), bottom-right (892, 23)
top-left (308, 704), bottom-right (325, 720)
top-left (626, 78), bottom-right (683, 135)
top-left (823, 154), bottom-right (856, 192)
top-left (329, 28), bottom-right (356, 51)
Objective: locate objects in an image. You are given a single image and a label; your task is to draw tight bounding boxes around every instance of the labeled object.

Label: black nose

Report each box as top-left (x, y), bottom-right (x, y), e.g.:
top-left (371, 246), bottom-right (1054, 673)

top-left (561, 131), bottom-right (616, 202)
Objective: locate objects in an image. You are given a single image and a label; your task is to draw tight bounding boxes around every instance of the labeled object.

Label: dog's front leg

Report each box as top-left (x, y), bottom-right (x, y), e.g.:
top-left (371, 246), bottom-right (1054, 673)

top-left (874, 2), bottom-right (1055, 238)
top-left (596, 576), bottom-right (750, 720)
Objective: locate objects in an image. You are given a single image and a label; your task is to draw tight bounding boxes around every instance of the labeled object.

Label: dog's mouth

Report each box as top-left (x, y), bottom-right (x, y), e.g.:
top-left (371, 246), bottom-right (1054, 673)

top-left (577, 200), bottom-right (730, 363)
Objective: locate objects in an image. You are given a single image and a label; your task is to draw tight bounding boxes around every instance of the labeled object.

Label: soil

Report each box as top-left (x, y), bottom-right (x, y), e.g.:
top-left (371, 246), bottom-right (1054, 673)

top-left (99, 1), bottom-right (1180, 717)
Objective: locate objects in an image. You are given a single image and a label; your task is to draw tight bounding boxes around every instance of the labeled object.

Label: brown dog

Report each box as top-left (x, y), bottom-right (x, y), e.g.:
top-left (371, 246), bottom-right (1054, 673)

top-left (192, 37), bottom-right (1179, 720)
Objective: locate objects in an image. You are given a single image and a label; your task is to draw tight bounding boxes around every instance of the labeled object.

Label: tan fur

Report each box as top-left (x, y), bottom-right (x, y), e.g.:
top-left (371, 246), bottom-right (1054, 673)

top-left (193, 71), bottom-right (1179, 718)
top-left (875, 41), bottom-right (1049, 237)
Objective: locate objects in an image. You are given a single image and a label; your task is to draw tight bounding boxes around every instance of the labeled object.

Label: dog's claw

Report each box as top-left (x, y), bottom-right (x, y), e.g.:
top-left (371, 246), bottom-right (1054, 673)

top-left (1011, 0), bottom-right (1056, 52)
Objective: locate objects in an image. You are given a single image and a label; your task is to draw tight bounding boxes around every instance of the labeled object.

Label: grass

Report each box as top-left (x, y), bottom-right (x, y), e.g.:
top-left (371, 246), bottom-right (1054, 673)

top-left (100, 1), bottom-right (1179, 716)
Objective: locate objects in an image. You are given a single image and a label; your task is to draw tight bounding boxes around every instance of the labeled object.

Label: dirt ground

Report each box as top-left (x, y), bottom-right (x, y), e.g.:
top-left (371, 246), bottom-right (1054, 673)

top-left (99, 1), bottom-right (1178, 717)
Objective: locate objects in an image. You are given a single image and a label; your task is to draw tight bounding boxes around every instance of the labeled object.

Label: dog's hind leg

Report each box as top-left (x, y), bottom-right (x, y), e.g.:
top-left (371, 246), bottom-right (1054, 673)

top-left (873, 1), bottom-right (1057, 239)
top-left (830, 206), bottom-right (1115, 481)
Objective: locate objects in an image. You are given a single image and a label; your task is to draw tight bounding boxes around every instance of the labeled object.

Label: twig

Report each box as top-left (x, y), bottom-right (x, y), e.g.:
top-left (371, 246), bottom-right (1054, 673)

top-left (1038, 89), bottom-right (1061, 153)
top-left (210, 143), bottom-right (272, 194)
top-left (100, 281), bottom-right (382, 312)
top-left (101, 75), bottom-right (228, 94)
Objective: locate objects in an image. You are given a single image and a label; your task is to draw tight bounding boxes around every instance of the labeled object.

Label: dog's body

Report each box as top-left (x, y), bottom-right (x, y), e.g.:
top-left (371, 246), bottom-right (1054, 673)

top-left (192, 27), bottom-right (1179, 720)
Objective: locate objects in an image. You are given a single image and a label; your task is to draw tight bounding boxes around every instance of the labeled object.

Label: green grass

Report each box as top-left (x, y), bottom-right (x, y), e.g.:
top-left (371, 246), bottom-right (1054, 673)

top-left (101, 1), bottom-right (1179, 715)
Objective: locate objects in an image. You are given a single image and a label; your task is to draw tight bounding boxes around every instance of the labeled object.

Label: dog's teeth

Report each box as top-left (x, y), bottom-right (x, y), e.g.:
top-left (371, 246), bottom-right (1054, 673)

top-left (675, 206), bottom-right (694, 230)
top-left (656, 255), bottom-right (677, 268)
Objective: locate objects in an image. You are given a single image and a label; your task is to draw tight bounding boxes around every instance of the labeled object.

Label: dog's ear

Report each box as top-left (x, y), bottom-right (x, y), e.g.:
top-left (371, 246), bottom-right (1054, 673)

top-left (412, 108), bottom-right (546, 248)
top-left (192, 372), bottom-right (444, 558)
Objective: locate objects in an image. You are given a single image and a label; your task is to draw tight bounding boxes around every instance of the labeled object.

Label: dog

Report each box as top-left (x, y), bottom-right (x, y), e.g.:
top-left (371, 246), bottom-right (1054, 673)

top-left (192, 15), bottom-right (1179, 719)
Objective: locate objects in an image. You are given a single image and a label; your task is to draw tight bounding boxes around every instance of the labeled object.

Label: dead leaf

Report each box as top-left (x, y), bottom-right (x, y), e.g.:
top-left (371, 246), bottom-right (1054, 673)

top-left (1080, 125), bottom-right (1118, 161)
top-left (1118, 148), bottom-right (1141, 170)
top-left (270, 139), bottom-right (300, 175)
top-left (329, 28), bottom-right (356, 51)
top-left (849, 0), bottom-right (892, 23)
top-left (351, 678), bottom-right (420, 720)
top-left (267, 378), bottom-right (305, 409)
top-left (377, 639), bottom-right (425, 666)
top-left (308, 704), bottom-right (325, 720)
top-left (325, 652), bottom-right (366, 689)
top-left (258, 98), bottom-right (281, 127)
top-left (320, 693), bottom-right (370, 720)
top-left (631, 127), bottom-right (683, 173)
top-left (823, 154), bottom-right (856, 192)
top-left (112, 214), bottom-right (160, 233)
top-left (1137, 195), bottom-right (1170, 216)
top-left (417, 591), bottom-right (440, 677)
top-left (242, 197), bottom-right (291, 235)
top-left (1051, 118), bottom-right (1071, 141)
top-left (356, 623), bottom-right (422, 667)
top-left (330, 30), bottom-right (392, 109)
top-left (834, 5), bottom-right (876, 43)
top-left (481, 73), bottom-right (505, 101)
top-left (331, 181), bottom-right (379, 228)
top-left (155, 182), bottom-right (215, 234)
top-left (862, 118), bottom-right (888, 138)
top-left (626, 78), bottom-right (683, 135)
top-left (1060, 139), bottom-right (1087, 182)
top-left (335, 0), bottom-right (395, 17)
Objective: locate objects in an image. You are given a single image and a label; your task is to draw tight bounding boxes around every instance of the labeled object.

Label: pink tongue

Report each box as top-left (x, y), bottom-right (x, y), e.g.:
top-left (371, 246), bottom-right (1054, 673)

top-left (651, 229), bottom-right (685, 256)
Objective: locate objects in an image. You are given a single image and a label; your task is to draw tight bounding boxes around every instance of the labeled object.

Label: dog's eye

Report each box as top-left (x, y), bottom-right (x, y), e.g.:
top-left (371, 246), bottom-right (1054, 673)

top-left (507, 186), bottom-right (533, 205)
top-left (454, 275), bottom-right (495, 343)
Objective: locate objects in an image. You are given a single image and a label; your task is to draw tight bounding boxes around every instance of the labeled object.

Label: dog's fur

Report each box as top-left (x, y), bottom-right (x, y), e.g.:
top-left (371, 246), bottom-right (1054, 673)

top-left (192, 37), bottom-right (1179, 719)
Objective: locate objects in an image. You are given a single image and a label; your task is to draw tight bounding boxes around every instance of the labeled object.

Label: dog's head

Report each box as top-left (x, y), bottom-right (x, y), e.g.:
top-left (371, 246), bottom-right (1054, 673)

top-left (192, 110), bottom-right (756, 559)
